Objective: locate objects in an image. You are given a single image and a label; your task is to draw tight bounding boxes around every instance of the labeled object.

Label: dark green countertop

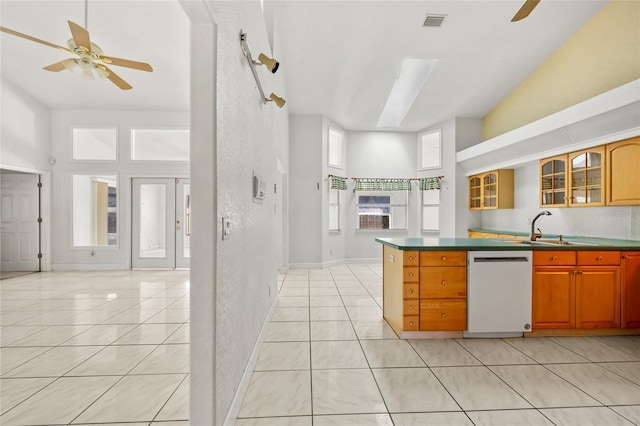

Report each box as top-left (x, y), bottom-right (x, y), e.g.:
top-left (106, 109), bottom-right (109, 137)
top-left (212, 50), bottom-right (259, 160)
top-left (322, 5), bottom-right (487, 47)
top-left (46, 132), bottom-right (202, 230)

top-left (375, 236), bottom-right (640, 251)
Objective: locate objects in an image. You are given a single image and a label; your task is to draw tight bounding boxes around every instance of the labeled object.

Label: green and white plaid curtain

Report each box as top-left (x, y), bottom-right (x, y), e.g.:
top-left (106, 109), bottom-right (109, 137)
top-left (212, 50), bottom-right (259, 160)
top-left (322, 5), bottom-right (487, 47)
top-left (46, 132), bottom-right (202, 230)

top-left (330, 175), bottom-right (348, 190)
top-left (354, 178), bottom-right (412, 191)
top-left (420, 177), bottom-right (441, 190)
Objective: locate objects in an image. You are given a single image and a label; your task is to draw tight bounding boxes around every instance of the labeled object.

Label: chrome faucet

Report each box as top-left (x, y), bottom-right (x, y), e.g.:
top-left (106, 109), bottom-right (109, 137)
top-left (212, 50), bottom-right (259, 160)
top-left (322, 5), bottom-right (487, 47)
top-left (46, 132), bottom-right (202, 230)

top-left (530, 210), bottom-right (552, 241)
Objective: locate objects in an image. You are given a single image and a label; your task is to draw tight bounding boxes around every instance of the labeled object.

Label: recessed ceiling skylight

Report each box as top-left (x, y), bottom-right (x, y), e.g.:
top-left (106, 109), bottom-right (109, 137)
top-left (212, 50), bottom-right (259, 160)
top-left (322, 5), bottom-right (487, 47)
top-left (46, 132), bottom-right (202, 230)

top-left (377, 58), bottom-right (437, 128)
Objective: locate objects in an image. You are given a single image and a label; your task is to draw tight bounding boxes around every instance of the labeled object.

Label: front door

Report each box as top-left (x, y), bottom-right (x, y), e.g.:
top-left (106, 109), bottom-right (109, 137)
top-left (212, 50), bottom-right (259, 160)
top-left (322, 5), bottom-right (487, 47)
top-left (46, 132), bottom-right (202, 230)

top-left (131, 178), bottom-right (190, 269)
top-left (0, 172), bottom-right (40, 272)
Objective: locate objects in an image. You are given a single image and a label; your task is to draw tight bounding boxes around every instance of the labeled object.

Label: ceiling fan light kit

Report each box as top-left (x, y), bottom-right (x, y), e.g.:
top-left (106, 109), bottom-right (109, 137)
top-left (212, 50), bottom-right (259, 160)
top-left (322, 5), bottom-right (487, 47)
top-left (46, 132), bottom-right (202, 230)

top-left (240, 31), bottom-right (286, 109)
top-left (0, 18), bottom-right (153, 90)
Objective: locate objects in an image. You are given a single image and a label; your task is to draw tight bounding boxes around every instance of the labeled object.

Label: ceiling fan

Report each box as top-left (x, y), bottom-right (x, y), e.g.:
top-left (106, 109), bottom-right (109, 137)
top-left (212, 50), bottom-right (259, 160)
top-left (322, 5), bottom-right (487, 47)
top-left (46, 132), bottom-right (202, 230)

top-left (0, 20), bottom-right (153, 90)
top-left (512, 0), bottom-right (541, 22)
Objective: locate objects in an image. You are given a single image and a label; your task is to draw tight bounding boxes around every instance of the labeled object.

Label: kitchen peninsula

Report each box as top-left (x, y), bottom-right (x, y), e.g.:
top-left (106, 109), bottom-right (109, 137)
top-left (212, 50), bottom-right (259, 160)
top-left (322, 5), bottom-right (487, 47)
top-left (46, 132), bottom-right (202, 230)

top-left (376, 236), bottom-right (640, 339)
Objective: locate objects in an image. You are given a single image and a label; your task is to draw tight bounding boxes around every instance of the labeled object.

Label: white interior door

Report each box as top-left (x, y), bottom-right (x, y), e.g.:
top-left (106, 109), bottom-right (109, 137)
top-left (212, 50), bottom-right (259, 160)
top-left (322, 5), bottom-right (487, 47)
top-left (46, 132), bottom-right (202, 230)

top-left (132, 178), bottom-right (189, 269)
top-left (0, 173), bottom-right (40, 272)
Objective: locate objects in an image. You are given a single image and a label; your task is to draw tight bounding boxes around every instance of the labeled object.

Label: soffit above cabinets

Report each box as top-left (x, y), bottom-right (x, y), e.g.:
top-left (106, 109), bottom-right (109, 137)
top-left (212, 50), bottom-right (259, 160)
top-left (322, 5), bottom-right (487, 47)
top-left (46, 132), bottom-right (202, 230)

top-left (457, 79), bottom-right (640, 176)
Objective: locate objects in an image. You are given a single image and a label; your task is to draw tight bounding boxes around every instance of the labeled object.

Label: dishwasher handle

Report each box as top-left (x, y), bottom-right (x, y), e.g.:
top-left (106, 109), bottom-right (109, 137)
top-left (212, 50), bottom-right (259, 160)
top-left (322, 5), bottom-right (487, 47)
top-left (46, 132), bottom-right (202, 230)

top-left (473, 257), bottom-right (530, 263)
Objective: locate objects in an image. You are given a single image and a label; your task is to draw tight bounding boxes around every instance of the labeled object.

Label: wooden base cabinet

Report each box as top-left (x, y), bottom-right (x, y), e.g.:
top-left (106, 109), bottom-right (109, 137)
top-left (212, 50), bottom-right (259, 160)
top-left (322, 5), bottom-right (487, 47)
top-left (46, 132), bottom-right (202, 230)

top-left (382, 246), bottom-right (467, 335)
top-left (622, 252), bottom-right (640, 328)
top-left (532, 265), bottom-right (575, 329)
top-left (532, 251), bottom-right (621, 330)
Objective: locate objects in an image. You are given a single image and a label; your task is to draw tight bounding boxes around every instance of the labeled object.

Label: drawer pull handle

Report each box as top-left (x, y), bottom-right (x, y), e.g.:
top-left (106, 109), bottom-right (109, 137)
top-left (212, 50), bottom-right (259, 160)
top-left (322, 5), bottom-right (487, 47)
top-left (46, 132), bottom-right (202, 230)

top-left (551, 256), bottom-right (558, 261)
top-left (409, 321), bottom-right (414, 327)
top-left (596, 256), bottom-right (604, 261)
top-left (409, 305), bottom-right (414, 310)
top-left (441, 280), bottom-right (447, 285)
top-left (409, 273), bottom-right (414, 277)
top-left (409, 288), bottom-right (414, 294)
top-left (441, 313), bottom-right (447, 318)
top-left (409, 256), bottom-right (413, 261)
top-left (442, 256), bottom-right (447, 261)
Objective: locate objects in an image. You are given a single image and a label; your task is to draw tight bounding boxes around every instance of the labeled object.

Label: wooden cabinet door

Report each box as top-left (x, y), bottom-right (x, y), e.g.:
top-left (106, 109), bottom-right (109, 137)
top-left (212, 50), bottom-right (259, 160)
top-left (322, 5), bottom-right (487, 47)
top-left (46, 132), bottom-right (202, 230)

top-left (540, 155), bottom-right (568, 207)
top-left (622, 252), bottom-right (640, 328)
top-left (532, 267), bottom-right (575, 329)
top-left (576, 266), bottom-right (620, 328)
top-left (607, 137), bottom-right (640, 206)
top-left (568, 147), bottom-right (605, 207)
top-left (469, 176), bottom-right (482, 210)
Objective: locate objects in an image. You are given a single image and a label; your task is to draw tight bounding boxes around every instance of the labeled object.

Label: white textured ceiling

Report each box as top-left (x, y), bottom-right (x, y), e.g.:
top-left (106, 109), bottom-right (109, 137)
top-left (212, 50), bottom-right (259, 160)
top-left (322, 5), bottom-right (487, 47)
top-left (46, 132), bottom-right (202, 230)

top-left (1, 1), bottom-right (610, 131)
top-left (269, 0), bottom-right (610, 131)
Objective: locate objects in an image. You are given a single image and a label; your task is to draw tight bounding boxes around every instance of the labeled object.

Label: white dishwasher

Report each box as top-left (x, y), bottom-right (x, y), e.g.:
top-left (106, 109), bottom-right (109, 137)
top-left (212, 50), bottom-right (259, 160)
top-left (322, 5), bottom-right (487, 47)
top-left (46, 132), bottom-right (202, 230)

top-left (464, 250), bottom-right (533, 338)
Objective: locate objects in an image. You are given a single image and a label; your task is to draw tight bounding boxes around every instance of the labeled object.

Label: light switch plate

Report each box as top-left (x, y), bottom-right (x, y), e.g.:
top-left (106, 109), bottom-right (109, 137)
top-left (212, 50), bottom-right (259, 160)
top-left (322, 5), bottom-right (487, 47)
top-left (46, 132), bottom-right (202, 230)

top-left (222, 217), bottom-right (231, 240)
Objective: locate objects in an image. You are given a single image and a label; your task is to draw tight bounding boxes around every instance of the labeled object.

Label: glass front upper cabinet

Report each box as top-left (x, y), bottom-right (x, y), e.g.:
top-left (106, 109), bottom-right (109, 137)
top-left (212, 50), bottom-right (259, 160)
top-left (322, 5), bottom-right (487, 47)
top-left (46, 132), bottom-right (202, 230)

top-left (540, 155), bottom-right (567, 207)
top-left (468, 176), bottom-right (482, 210)
top-left (568, 147), bottom-right (605, 207)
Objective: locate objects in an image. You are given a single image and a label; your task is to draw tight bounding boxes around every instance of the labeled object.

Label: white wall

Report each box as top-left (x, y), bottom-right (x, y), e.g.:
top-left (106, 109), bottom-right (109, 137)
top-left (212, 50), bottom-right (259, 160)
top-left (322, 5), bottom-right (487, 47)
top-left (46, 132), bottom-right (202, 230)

top-left (50, 110), bottom-right (189, 269)
top-left (0, 80), bottom-right (52, 172)
top-left (205, 2), bottom-right (289, 424)
top-left (345, 131), bottom-right (417, 260)
top-left (289, 115), bottom-right (323, 266)
top-left (480, 162), bottom-right (640, 240)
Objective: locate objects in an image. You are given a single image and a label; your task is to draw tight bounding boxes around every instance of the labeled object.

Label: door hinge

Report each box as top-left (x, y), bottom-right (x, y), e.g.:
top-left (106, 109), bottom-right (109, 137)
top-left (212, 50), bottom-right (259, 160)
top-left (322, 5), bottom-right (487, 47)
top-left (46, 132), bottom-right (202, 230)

top-left (37, 218), bottom-right (43, 223)
top-left (37, 182), bottom-right (43, 188)
top-left (37, 253), bottom-right (43, 259)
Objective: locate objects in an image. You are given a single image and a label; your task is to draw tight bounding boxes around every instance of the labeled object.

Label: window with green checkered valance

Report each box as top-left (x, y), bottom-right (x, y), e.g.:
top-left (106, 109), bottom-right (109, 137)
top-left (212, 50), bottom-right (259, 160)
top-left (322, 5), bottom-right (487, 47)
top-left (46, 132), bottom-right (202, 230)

top-left (329, 175), bottom-right (348, 190)
top-left (354, 178), bottom-right (412, 191)
top-left (419, 177), bottom-right (441, 190)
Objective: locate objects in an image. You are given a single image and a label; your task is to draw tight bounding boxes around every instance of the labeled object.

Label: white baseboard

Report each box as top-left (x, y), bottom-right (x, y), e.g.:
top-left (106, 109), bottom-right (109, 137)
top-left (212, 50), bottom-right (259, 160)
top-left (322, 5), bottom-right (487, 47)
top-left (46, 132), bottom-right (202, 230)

top-left (223, 288), bottom-right (280, 426)
top-left (289, 258), bottom-right (382, 269)
top-left (289, 262), bottom-right (324, 269)
top-left (52, 263), bottom-right (129, 271)
top-left (344, 258), bottom-right (382, 264)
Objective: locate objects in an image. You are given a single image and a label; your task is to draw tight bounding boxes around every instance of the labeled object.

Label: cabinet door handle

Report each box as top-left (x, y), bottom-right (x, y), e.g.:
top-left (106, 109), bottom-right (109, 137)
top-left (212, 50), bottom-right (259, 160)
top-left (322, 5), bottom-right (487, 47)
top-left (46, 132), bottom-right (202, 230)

top-left (409, 305), bottom-right (414, 311)
top-left (441, 256), bottom-right (447, 262)
top-left (409, 321), bottom-right (414, 327)
top-left (596, 256), bottom-right (603, 261)
top-left (441, 280), bottom-right (447, 285)
top-left (409, 272), bottom-right (414, 277)
top-left (441, 313), bottom-right (447, 318)
top-left (409, 288), bottom-right (414, 294)
top-left (551, 256), bottom-right (558, 261)
top-left (409, 256), bottom-right (414, 261)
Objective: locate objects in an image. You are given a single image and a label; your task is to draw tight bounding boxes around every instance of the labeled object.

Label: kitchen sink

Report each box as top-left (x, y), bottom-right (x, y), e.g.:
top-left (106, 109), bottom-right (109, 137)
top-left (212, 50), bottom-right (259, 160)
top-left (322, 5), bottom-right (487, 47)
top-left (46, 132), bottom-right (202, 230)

top-left (504, 239), bottom-right (598, 246)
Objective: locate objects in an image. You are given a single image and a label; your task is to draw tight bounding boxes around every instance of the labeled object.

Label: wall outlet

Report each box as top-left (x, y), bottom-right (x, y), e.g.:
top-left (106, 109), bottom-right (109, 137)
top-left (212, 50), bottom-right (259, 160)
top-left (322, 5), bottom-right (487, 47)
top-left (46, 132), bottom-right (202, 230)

top-left (526, 217), bottom-right (532, 225)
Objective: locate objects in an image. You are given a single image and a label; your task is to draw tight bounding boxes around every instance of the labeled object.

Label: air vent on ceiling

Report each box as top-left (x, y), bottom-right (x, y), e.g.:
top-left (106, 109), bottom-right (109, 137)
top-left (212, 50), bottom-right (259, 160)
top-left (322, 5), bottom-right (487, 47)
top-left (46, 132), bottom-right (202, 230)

top-left (423, 14), bottom-right (447, 28)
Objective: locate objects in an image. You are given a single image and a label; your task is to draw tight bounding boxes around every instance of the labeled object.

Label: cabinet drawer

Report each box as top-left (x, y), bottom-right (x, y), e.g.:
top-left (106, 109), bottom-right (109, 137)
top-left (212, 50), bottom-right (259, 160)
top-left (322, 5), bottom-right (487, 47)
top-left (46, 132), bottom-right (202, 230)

top-left (419, 299), bottom-right (467, 331)
top-left (403, 283), bottom-right (419, 299)
top-left (403, 315), bottom-right (419, 331)
top-left (420, 267), bottom-right (466, 298)
top-left (404, 251), bottom-right (419, 266)
top-left (534, 251), bottom-right (576, 266)
top-left (420, 251), bottom-right (467, 267)
top-left (403, 299), bottom-right (419, 315)
top-left (403, 267), bottom-right (419, 283)
top-left (577, 251), bottom-right (620, 266)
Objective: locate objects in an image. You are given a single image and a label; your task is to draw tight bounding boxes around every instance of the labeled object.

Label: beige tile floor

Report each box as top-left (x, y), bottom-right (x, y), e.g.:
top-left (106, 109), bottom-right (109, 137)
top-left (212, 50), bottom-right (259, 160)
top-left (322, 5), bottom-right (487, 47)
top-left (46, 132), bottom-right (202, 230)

top-left (0, 270), bottom-right (190, 426)
top-left (2, 267), bottom-right (640, 426)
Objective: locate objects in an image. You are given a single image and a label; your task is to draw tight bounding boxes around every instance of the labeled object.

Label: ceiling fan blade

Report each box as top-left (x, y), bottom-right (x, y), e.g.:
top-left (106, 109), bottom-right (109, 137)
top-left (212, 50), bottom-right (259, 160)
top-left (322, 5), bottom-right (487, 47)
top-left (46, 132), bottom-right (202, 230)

top-left (43, 60), bottom-right (69, 72)
top-left (99, 55), bottom-right (153, 72)
top-left (0, 26), bottom-right (73, 53)
top-left (101, 65), bottom-right (133, 90)
top-left (68, 20), bottom-right (92, 52)
top-left (511, 0), bottom-right (541, 22)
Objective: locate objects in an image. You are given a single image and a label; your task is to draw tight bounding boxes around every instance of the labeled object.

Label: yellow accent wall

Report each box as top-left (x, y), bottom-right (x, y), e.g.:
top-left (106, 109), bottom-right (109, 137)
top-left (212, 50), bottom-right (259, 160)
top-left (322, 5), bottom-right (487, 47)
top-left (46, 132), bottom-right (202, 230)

top-left (482, 0), bottom-right (640, 141)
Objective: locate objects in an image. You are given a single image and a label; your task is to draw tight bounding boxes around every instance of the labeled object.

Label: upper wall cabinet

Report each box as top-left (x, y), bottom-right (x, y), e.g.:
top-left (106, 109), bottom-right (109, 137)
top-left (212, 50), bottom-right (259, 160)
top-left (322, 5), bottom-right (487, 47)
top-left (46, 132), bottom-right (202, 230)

top-left (539, 137), bottom-right (640, 208)
top-left (540, 155), bottom-right (568, 207)
top-left (468, 169), bottom-right (514, 210)
top-left (568, 147), bottom-right (605, 207)
top-left (607, 137), bottom-right (640, 206)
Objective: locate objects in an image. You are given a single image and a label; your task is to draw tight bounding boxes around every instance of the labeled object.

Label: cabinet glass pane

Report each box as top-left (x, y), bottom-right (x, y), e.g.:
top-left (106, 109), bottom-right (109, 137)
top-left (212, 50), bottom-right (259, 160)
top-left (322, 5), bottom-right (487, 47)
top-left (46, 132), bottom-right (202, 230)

top-left (572, 154), bottom-right (586, 170)
top-left (554, 191), bottom-right (566, 204)
top-left (554, 176), bottom-right (565, 188)
top-left (572, 189), bottom-right (586, 204)
top-left (542, 177), bottom-right (552, 190)
top-left (553, 160), bottom-right (565, 173)
top-left (587, 152), bottom-right (601, 167)
top-left (542, 162), bottom-right (553, 175)
top-left (587, 168), bottom-right (601, 186)
top-left (139, 184), bottom-right (167, 258)
top-left (587, 189), bottom-right (601, 203)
